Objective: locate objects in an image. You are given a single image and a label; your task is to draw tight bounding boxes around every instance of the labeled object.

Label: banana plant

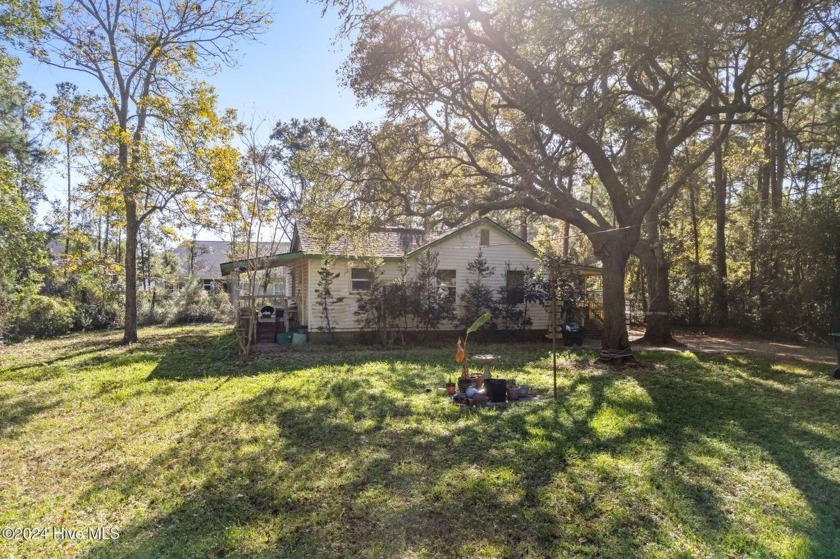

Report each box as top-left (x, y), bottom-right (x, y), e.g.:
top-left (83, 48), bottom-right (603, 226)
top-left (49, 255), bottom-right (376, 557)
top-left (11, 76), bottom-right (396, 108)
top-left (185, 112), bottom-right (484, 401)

top-left (455, 311), bottom-right (492, 378)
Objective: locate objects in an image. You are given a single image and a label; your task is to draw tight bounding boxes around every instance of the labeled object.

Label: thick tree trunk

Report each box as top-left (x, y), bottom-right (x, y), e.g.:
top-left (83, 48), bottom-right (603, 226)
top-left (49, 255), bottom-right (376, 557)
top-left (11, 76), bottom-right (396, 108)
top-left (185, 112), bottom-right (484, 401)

top-left (635, 236), bottom-right (679, 346)
top-left (123, 197), bottom-right (139, 344)
top-left (592, 232), bottom-right (636, 363)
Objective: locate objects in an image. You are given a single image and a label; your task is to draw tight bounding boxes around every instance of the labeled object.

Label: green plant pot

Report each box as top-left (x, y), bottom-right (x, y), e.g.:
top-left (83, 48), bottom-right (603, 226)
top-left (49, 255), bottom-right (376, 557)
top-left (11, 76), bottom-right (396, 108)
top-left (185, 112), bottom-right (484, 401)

top-left (457, 378), bottom-right (473, 392)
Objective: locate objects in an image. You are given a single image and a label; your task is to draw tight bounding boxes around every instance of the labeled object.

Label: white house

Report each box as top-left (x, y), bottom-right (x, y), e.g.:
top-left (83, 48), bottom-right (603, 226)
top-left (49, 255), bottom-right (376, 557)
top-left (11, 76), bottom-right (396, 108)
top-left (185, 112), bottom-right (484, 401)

top-left (220, 217), bottom-right (602, 343)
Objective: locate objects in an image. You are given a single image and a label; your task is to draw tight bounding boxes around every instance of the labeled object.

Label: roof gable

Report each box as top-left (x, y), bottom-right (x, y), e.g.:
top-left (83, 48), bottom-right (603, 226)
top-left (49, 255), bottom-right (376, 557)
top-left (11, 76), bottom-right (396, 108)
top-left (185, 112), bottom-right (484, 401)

top-left (406, 217), bottom-right (536, 258)
top-left (292, 217), bottom-right (535, 260)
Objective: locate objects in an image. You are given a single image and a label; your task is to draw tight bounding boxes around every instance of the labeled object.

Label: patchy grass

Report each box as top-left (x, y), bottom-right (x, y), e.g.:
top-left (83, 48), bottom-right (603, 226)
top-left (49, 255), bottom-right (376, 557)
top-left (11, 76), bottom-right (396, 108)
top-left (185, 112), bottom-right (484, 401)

top-left (1, 325), bottom-right (839, 558)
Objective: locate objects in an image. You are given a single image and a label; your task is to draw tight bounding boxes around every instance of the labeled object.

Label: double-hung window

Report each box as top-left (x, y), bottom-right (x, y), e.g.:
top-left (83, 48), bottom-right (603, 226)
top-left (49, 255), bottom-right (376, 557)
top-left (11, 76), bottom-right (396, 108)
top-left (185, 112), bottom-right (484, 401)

top-left (351, 268), bottom-right (372, 292)
top-left (436, 269), bottom-right (457, 300)
top-left (505, 270), bottom-right (526, 304)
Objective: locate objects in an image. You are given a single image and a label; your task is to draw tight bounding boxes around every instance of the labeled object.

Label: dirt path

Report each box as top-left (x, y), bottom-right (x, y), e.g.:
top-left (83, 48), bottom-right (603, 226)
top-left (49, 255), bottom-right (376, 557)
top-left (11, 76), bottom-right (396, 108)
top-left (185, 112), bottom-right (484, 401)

top-left (630, 329), bottom-right (837, 366)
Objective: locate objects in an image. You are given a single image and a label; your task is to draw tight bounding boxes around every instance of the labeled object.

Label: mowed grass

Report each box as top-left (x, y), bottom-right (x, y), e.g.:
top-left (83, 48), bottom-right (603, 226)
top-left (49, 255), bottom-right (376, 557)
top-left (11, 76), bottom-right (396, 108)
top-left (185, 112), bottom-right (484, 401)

top-left (1, 325), bottom-right (839, 558)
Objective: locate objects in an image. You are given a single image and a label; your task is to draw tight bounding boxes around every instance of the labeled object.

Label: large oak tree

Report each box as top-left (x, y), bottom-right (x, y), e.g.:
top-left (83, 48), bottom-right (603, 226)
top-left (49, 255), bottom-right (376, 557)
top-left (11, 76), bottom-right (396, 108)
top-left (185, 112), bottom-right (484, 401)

top-left (333, 0), bottom-right (798, 360)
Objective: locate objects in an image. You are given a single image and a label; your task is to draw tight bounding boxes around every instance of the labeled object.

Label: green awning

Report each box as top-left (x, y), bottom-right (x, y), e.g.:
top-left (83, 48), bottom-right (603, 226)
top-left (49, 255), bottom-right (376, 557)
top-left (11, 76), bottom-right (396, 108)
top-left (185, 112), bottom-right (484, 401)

top-left (220, 251), bottom-right (306, 276)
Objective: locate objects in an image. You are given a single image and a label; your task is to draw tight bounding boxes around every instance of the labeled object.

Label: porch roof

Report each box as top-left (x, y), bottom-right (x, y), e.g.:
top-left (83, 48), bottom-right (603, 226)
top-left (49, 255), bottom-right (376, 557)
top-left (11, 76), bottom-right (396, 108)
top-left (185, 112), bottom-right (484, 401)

top-left (219, 251), bottom-right (305, 276)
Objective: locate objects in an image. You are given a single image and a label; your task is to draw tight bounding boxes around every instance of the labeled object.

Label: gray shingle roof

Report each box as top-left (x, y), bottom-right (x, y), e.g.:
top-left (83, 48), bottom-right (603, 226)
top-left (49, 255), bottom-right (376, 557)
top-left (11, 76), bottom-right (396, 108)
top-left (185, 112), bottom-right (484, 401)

top-left (294, 224), bottom-right (429, 258)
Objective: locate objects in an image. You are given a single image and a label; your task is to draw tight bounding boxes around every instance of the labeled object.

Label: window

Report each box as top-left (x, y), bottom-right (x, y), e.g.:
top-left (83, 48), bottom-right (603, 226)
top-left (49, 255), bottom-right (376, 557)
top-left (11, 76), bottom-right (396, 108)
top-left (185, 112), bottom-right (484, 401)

top-left (272, 282), bottom-right (284, 295)
top-left (351, 268), bottom-right (372, 291)
top-left (505, 270), bottom-right (526, 304)
top-left (480, 228), bottom-right (490, 246)
top-left (436, 269), bottom-right (457, 299)
top-left (203, 279), bottom-right (213, 292)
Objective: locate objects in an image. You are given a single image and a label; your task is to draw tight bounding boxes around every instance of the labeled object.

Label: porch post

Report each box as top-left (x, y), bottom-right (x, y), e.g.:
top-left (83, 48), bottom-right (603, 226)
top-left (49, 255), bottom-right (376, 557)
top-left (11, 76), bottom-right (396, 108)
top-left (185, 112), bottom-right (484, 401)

top-left (230, 271), bottom-right (240, 320)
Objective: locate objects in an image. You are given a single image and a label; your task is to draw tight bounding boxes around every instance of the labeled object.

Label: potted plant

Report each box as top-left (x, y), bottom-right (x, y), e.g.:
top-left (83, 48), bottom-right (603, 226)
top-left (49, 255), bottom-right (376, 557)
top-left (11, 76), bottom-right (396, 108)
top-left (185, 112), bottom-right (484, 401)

top-left (507, 378), bottom-right (520, 401)
top-left (446, 377), bottom-right (457, 395)
top-left (455, 312), bottom-right (492, 391)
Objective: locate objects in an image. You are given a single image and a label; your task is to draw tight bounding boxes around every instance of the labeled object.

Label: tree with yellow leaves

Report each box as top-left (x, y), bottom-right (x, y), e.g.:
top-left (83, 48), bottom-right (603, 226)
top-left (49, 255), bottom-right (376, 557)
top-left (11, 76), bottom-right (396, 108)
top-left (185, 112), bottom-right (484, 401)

top-left (32, 0), bottom-right (269, 343)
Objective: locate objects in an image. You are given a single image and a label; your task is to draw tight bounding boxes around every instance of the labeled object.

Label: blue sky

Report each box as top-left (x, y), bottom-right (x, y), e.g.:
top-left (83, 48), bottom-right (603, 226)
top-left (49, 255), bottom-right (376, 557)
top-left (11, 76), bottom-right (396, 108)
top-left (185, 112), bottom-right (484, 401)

top-left (17, 1), bottom-right (382, 229)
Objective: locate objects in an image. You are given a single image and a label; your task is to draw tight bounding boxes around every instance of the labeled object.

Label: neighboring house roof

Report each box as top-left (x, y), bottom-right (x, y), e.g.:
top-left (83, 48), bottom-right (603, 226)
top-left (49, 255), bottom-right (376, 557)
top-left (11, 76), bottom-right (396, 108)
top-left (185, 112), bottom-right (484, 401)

top-left (176, 240), bottom-right (288, 278)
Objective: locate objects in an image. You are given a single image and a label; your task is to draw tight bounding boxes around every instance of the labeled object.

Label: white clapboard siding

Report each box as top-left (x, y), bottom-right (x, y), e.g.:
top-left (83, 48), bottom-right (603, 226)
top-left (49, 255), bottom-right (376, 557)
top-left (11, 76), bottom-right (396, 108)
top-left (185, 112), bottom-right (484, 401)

top-left (430, 225), bottom-right (549, 330)
top-left (304, 223), bottom-right (549, 332)
top-left (283, 259), bottom-right (309, 326)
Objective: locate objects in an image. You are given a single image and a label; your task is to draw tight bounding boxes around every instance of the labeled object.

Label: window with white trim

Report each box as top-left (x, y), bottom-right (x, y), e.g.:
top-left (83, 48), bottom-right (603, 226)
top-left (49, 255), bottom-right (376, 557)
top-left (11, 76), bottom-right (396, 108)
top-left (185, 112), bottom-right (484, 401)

top-left (505, 270), bottom-right (526, 304)
top-left (480, 228), bottom-right (490, 246)
top-left (436, 269), bottom-right (456, 300)
top-left (350, 268), bottom-right (372, 292)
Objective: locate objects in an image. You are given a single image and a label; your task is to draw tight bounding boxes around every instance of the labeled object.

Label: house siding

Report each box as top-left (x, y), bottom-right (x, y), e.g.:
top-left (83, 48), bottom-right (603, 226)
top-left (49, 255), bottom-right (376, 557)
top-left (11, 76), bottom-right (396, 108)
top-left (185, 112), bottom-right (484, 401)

top-left (283, 260), bottom-right (309, 327)
top-left (303, 225), bottom-right (549, 333)
top-left (432, 225), bottom-right (549, 330)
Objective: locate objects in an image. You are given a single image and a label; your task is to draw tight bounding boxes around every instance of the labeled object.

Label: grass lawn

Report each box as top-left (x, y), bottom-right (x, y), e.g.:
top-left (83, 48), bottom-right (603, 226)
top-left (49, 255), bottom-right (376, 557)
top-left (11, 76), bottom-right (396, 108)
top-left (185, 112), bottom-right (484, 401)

top-left (1, 325), bottom-right (839, 558)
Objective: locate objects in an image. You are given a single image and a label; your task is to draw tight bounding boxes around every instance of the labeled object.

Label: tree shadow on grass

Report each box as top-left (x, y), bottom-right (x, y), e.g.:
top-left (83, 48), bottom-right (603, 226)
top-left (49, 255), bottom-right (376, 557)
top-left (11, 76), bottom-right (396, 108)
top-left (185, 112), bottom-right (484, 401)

top-left (0, 391), bottom-right (62, 437)
top-left (631, 353), bottom-right (840, 557)
top-left (1, 344), bottom-right (121, 383)
top-left (77, 349), bottom-right (839, 558)
top-left (1, 337), bottom-right (119, 375)
top-left (143, 332), bottom-right (570, 383)
top-left (87, 372), bottom-right (591, 555)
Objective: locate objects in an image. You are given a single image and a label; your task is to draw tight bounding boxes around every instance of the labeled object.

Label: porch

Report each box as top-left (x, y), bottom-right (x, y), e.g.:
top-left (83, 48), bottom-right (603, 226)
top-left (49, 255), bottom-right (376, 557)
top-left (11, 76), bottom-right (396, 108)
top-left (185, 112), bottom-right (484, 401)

top-left (221, 251), bottom-right (310, 345)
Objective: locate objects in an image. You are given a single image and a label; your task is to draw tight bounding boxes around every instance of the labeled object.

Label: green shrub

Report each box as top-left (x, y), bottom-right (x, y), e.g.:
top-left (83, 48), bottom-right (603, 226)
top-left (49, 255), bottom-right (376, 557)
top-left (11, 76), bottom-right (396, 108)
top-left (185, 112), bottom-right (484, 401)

top-left (170, 281), bottom-right (233, 325)
top-left (6, 295), bottom-right (76, 341)
top-left (42, 273), bottom-right (122, 331)
top-left (71, 276), bottom-right (122, 330)
top-left (138, 288), bottom-right (176, 326)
